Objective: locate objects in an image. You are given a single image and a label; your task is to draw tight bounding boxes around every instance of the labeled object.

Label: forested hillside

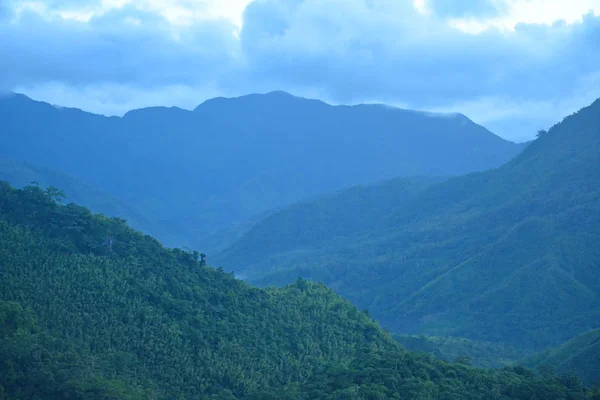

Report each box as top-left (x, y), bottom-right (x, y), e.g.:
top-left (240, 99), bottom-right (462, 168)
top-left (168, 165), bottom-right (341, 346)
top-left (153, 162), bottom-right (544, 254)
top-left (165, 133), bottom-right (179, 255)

top-left (0, 91), bottom-right (526, 253)
top-left (217, 98), bottom-right (600, 352)
top-left (219, 176), bottom-right (444, 281)
top-left (1, 182), bottom-right (597, 399)
top-left (521, 329), bottom-right (600, 386)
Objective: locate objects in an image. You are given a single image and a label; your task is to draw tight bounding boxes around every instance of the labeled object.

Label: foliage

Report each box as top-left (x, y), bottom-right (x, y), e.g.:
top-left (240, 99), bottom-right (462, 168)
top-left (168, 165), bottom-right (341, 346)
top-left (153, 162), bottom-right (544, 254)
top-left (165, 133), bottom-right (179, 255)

top-left (252, 351), bottom-right (597, 400)
top-left (0, 182), bottom-right (596, 398)
top-left (521, 329), bottom-right (600, 386)
top-left (215, 176), bottom-right (444, 281)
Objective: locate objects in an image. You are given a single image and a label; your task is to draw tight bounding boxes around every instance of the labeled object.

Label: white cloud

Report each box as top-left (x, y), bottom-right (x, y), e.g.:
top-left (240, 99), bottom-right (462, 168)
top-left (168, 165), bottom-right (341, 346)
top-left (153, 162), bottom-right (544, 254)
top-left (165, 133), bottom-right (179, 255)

top-left (9, 0), bottom-right (600, 29)
top-left (448, 0), bottom-right (600, 33)
top-left (10, 0), bottom-right (253, 26)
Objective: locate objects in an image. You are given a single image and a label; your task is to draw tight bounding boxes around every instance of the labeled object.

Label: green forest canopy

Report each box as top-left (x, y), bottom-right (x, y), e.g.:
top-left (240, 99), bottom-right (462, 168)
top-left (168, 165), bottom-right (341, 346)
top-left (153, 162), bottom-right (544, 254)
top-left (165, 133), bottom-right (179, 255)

top-left (1, 182), bottom-right (598, 399)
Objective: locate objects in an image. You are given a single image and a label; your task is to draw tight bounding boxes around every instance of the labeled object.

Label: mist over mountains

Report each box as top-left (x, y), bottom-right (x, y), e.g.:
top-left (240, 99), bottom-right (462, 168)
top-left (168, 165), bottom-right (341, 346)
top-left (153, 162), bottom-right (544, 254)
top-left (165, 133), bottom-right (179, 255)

top-left (2, 0), bottom-right (600, 396)
top-left (0, 91), bottom-right (526, 253)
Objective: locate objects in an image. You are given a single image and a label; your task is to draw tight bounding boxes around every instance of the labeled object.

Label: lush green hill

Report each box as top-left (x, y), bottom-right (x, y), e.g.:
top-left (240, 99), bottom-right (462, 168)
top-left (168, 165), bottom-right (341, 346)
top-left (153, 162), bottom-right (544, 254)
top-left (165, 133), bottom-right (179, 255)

top-left (217, 98), bottom-right (600, 352)
top-left (219, 176), bottom-right (445, 281)
top-left (0, 91), bottom-right (526, 254)
top-left (521, 329), bottom-right (600, 386)
top-left (1, 182), bottom-right (596, 399)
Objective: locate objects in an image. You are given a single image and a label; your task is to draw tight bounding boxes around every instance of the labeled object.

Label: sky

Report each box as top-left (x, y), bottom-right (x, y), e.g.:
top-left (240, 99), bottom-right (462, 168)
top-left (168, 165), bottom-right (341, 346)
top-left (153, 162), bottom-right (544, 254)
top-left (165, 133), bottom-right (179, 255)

top-left (1, 0), bottom-right (599, 142)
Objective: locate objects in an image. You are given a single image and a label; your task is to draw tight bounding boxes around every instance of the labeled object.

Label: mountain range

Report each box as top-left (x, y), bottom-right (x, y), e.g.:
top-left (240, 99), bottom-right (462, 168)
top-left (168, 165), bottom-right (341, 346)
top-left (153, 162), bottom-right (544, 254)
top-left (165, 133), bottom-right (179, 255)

top-left (0, 91), bottom-right (526, 254)
top-left (2, 90), bottom-right (598, 392)
top-left (216, 98), bottom-right (600, 352)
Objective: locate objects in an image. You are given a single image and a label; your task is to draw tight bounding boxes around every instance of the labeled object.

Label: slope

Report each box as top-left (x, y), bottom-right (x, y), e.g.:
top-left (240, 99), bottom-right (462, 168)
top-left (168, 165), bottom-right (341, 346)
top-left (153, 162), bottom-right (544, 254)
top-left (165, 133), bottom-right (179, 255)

top-left (216, 176), bottom-right (445, 281)
top-left (0, 182), bottom-right (595, 399)
top-left (217, 98), bottom-right (600, 351)
top-left (521, 329), bottom-right (600, 385)
top-left (0, 91), bottom-right (526, 253)
top-left (393, 335), bottom-right (521, 369)
top-left (0, 158), bottom-right (180, 243)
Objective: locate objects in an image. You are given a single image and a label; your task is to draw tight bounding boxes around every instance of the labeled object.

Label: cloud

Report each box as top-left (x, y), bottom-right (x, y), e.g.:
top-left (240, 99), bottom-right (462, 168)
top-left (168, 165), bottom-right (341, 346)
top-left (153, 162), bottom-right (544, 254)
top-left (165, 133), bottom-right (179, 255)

top-left (427, 0), bottom-right (506, 18)
top-left (239, 1), bottom-right (599, 102)
top-left (0, 5), bottom-right (240, 89)
top-left (237, 0), bottom-right (600, 140)
top-left (1, 0), bottom-right (599, 141)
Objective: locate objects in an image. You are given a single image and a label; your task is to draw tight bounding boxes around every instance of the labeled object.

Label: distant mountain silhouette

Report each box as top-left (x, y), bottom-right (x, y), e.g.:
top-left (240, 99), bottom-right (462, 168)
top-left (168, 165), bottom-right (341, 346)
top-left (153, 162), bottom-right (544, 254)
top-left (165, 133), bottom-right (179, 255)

top-left (216, 98), bottom-right (600, 351)
top-left (0, 91), bottom-right (526, 253)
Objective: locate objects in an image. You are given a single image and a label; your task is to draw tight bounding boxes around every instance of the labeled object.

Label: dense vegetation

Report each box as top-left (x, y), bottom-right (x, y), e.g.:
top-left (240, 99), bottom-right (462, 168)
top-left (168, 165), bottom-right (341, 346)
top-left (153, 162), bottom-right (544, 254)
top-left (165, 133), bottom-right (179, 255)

top-left (222, 176), bottom-right (444, 281)
top-left (217, 98), bottom-right (600, 352)
top-left (0, 91), bottom-right (525, 253)
top-left (521, 329), bottom-right (600, 386)
top-left (1, 182), bottom-right (597, 399)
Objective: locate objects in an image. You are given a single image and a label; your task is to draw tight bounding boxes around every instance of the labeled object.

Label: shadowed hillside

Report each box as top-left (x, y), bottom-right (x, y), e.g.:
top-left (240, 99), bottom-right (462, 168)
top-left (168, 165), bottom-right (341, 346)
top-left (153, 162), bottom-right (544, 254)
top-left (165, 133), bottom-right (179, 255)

top-left (521, 329), bottom-right (600, 385)
top-left (217, 98), bottom-right (600, 352)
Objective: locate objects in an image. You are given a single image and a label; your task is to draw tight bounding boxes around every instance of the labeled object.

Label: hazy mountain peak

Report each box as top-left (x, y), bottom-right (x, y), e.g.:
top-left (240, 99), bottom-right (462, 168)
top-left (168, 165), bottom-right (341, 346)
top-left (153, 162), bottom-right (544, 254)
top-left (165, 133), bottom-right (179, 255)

top-left (264, 90), bottom-right (296, 98)
top-left (0, 91), bottom-right (33, 103)
top-left (122, 105), bottom-right (191, 120)
top-left (193, 90), bottom-right (325, 112)
top-left (0, 90), bottom-right (19, 99)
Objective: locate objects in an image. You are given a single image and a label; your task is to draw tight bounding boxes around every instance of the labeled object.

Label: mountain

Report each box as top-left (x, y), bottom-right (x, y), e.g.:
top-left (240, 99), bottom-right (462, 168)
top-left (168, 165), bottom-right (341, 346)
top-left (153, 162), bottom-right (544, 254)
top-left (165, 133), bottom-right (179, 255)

top-left (0, 91), bottom-right (526, 254)
top-left (216, 175), bottom-right (445, 281)
top-left (0, 182), bottom-right (596, 399)
top-left (521, 329), bottom-right (600, 385)
top-left (216, 98), bottom-right (600, 352)
top-left (0, 158), bottom-right (182, 242)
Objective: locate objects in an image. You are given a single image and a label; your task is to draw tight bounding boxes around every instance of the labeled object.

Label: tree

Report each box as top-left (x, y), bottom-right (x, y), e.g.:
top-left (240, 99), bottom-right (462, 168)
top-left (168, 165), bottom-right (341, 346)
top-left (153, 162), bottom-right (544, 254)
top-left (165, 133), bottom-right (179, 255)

top-left (536, 129), bottom-right (548, 138)
top-left (454, 355), bottom-right (472, 366)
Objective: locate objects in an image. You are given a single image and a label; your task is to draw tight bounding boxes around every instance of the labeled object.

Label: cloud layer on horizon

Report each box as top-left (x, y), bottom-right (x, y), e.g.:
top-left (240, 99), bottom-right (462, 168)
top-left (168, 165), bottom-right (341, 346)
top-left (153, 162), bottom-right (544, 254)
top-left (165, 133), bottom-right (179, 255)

top-left (1, 0), bottom-right (599, 141)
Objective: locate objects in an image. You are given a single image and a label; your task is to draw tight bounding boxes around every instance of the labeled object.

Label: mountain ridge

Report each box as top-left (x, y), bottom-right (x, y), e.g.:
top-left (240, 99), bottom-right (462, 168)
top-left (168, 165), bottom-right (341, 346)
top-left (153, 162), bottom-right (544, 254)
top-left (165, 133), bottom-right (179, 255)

top-left (1, 90), bottom-right (527, 254)
top-left (521, 328), bottom-right (600, 385)
top-left (216, 97), bottom-right (600, 351)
